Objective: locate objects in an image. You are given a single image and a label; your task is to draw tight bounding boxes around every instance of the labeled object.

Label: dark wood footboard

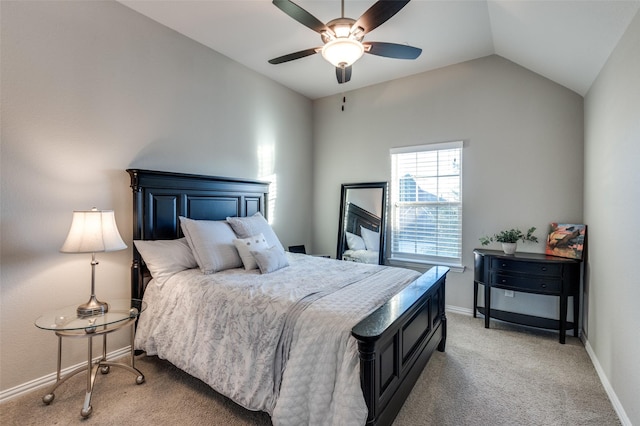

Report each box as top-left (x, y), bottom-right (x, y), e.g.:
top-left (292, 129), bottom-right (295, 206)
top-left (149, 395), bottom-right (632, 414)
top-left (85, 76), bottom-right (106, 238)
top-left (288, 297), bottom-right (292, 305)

top-left (352, 266), bottom-right (448, 426)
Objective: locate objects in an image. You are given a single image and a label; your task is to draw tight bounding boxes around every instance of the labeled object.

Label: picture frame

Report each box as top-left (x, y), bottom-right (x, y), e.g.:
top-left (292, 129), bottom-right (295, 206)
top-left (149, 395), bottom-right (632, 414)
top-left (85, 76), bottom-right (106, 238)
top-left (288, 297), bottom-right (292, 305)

top-left (546, 223), bottom-right (586, 260)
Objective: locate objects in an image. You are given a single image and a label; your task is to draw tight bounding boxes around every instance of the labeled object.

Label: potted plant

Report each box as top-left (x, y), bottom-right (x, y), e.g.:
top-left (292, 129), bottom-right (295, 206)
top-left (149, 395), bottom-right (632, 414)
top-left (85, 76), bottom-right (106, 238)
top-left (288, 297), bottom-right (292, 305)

top-left (479, 227), bottom-right (538, 254)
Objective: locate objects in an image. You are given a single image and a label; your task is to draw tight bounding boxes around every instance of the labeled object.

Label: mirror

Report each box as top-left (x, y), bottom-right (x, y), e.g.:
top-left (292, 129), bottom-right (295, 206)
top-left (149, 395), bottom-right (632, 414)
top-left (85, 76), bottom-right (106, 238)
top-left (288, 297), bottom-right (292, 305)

top-left (336, 182), bottom-right (387, 265)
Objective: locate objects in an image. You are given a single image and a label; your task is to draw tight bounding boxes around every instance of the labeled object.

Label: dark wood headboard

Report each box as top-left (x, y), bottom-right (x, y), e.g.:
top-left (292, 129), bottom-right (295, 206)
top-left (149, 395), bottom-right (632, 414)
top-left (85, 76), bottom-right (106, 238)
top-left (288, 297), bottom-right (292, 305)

top-left (345, 203), bottom-right (381, 237)
top-left (127, 169), bottom-right (269, 299)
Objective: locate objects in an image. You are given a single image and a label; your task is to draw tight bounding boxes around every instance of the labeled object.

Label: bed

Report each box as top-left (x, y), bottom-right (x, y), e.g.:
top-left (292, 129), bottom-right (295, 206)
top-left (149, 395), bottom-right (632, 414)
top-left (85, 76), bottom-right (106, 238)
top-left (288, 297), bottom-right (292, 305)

top-left (127, 169), bottom-right (448, 426)
top-left (342, 203), bottom-right (381, 264)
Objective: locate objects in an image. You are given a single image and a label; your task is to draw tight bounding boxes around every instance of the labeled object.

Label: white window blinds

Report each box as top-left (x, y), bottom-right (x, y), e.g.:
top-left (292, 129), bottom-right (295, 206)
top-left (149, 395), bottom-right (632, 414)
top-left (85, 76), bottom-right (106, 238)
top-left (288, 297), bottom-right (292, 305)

top-left (390, 141), bottom-right (462, 265)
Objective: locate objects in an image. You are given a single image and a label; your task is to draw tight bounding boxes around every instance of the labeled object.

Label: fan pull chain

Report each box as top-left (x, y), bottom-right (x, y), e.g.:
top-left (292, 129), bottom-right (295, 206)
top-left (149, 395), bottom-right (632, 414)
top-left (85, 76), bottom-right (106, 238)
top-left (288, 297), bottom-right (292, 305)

top-left (341, 95), bottom-right (346, 111)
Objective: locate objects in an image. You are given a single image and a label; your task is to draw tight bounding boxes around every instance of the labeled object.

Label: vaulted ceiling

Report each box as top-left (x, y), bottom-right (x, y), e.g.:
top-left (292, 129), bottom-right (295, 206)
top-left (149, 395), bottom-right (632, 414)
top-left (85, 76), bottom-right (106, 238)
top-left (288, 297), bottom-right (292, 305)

top-left (120, 0), bottom-right (639, 100)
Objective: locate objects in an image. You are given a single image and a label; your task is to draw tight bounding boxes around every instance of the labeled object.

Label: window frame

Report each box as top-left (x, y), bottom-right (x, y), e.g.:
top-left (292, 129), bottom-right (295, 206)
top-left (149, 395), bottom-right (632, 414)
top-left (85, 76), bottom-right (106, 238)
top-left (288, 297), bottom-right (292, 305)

top-left (389, 141), bottom-right (463, 268)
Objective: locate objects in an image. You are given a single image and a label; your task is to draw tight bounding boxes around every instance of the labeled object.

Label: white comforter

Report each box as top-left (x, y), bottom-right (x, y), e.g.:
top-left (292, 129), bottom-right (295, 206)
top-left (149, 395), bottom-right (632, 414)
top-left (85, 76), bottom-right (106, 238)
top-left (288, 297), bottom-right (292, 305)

top-left (135, 253), bottom-right (420, 425)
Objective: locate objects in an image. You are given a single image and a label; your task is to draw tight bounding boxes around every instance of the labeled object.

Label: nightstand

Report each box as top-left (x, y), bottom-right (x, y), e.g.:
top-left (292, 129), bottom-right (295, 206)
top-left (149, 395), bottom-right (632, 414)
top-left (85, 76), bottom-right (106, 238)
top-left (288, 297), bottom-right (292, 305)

top-left (35, 298), bottom-right (146, 418)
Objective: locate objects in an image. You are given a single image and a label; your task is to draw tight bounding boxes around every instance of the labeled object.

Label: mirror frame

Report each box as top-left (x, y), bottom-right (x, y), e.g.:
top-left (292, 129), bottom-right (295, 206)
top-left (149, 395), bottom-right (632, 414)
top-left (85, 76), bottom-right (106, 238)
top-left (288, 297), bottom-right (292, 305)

top-left (336, 182), bottom-right (388, 265)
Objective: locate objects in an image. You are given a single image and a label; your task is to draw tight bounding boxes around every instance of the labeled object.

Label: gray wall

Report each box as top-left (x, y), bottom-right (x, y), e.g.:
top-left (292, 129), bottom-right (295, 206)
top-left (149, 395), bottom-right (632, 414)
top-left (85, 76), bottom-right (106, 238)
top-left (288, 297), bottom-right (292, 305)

top-left (1, 1), bottom-right (313, 391)
top-left (312, 55), bottom-right (584, 315)
top-left (584, 10), bottom-right (640, 425)
top-left (2, 2), bottom-right (637, 423)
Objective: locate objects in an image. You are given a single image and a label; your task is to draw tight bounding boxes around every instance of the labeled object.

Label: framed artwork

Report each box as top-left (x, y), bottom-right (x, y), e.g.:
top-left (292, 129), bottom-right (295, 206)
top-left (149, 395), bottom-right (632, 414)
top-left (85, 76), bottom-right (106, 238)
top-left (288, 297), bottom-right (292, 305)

top-left (546, 223), bottom-right (586, 260)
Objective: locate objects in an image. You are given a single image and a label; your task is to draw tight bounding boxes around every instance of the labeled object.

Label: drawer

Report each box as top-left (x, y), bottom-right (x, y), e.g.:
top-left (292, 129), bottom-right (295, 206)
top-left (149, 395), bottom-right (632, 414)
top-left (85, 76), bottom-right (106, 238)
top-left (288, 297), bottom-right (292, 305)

top-left (490, 258), bottom-right (561, 276)
top-left (491, 272), bottom-right (561, 294)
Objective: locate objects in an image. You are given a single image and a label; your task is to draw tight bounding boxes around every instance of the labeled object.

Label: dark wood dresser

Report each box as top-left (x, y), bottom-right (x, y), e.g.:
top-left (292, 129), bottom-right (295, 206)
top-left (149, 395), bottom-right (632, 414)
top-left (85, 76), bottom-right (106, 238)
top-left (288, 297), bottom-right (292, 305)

top-left (473, 249), bottom-right (581, 343)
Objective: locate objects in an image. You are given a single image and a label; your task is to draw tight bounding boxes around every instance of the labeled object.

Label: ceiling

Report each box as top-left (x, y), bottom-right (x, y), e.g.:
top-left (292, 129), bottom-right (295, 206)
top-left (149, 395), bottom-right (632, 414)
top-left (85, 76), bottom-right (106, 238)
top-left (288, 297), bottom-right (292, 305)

top-left (119, 0), bottom-right (639, 100)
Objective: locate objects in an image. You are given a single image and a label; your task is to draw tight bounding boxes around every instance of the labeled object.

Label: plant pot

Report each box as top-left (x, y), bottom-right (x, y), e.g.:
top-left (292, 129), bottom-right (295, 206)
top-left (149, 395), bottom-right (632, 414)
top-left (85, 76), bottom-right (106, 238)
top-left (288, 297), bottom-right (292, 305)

top-left (501, 242), bottom-right (517, 254)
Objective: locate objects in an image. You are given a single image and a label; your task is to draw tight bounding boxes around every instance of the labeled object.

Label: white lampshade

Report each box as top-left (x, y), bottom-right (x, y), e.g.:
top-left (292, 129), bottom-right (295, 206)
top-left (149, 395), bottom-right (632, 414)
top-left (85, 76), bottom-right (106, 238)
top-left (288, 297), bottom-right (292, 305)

top-left (321, 38), bottom-right (365, 68)
top-left (60, 208), bottom-right (127, 253)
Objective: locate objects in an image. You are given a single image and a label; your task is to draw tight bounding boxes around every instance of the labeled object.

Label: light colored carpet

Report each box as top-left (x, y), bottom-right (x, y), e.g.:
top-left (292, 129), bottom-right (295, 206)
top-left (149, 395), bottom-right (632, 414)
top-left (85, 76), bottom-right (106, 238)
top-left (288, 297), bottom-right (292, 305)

top-left (0, 313), bottom-right (620, 425)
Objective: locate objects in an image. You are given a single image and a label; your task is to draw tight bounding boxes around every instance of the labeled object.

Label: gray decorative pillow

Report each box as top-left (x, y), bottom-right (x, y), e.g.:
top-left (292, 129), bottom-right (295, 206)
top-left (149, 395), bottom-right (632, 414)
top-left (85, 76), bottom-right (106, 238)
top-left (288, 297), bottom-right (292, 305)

top-left (250, 245), bottom-right (290, 274)
top-left (226, 212), bottom-right (284, 253)
top-left (233, 233), bottom-right (269, 270)
top-left (179, 217), bottom-right (243, 274)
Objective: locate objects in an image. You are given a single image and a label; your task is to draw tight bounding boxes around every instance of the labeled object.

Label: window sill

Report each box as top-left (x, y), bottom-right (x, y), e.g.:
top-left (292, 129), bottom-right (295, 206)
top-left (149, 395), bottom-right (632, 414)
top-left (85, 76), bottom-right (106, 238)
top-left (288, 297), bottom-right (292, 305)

top-left (387, 257), bottom-right (465, 273)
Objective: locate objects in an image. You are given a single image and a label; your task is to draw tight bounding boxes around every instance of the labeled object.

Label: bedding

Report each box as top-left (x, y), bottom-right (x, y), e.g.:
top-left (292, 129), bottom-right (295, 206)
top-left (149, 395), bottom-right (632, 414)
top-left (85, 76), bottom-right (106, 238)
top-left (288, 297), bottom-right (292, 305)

top-left (135, 253), bottom-right (420, 425)
top-left (343, 249), bottom-right (380, 264)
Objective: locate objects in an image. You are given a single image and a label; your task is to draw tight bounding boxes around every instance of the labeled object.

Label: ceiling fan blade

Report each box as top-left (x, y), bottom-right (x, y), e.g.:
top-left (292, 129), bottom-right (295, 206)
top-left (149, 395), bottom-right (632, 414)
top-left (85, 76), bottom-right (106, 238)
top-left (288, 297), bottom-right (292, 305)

top-left (336, 66), bottom-right (352, 84)
top-left (352, 0), bottom-right (411, 34)
top-left (269, 48), bottom-right (320, 64)
top-left (364, 42), bottom-right (422, 59)
top-left (272, 0), bottom-right (330, 34)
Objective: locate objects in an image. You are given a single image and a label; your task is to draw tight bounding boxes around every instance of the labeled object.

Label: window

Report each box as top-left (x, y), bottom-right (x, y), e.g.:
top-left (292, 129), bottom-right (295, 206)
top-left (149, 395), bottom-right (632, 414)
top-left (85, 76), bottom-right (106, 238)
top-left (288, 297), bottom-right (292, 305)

top-left (390, 141), bottom-right (462, 266)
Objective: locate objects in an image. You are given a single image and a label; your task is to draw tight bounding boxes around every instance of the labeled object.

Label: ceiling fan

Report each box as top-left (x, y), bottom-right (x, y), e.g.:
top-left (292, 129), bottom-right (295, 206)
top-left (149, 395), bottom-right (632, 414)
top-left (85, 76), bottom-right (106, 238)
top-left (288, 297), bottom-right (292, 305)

top-left (268, 0), bottom-right (422, 84)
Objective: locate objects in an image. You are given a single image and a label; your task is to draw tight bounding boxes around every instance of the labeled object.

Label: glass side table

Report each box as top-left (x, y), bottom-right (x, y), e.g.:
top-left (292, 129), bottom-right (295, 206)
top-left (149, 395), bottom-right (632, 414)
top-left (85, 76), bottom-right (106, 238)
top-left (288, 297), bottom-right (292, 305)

top-left (35, 298), bottom-right (146, 418)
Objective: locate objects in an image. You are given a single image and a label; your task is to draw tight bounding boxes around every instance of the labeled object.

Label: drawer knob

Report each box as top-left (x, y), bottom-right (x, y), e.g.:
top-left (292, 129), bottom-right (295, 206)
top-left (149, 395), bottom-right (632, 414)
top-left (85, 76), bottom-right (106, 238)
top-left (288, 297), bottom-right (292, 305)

top-left (541, 283), bottom-right (547, 288)
top-left (541, 267), bottom-right (547, 271)
top-left (501, 263), bottom-right (507, 267)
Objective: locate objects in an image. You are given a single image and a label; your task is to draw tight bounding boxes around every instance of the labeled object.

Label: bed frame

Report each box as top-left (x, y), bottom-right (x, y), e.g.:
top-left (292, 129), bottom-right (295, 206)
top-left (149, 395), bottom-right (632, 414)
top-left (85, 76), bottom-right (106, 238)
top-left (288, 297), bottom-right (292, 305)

top-left (127, 169), bottom-right (448, 426)
top-left (346, 203), bottom-right (380, 235)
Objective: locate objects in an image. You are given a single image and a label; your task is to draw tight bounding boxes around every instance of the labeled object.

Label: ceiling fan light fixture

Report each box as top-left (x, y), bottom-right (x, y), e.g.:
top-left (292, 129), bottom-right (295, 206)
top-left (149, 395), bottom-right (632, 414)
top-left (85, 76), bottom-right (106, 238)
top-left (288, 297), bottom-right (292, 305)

top-left (333, 24), bottom-right (351, 38)
top-left (321, 38), bottom-right (365, 68)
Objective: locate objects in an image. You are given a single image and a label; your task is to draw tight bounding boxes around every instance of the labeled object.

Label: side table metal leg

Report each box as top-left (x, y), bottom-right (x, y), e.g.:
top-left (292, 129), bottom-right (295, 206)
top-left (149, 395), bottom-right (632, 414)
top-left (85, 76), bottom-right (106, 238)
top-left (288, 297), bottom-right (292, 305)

top-left (56, 335), bottom-right (62, 381)
top-left (130, 322), bottom-right (136, 369)
top-left (100, 333), bottom-right (110, 374)
top-left (99, 323), bottom-right (145, 385)
top-left (131, 323), bottom-right (145, 384)
top-left (42, 335), bottom-right (63, 404)
top-left (81, 335), bottom-right (96, 418)
top-left (43, 334), bottom-right (88, 405)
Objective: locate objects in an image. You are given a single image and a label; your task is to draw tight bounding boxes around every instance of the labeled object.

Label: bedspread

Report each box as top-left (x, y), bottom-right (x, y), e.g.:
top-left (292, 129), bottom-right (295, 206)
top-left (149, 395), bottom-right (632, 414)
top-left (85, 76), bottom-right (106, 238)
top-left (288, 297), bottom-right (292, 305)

top-left (135, 254), bottom-right (420, 425)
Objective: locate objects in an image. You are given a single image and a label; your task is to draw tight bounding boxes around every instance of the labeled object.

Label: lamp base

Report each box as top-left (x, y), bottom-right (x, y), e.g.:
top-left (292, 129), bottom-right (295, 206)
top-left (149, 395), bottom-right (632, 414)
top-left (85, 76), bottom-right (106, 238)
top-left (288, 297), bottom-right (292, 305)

top-left (77, 296), bottom-right (109, 318)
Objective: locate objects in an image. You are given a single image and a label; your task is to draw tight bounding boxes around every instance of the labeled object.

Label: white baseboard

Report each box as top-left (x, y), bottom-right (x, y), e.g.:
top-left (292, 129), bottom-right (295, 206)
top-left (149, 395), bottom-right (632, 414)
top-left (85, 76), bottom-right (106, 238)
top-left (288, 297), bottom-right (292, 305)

top-left (0, 346), bottom-right (131, 404)
top-left (582, 337), bottom-right (631, 426)
top-left (446, 305), bottom-right (474, 316)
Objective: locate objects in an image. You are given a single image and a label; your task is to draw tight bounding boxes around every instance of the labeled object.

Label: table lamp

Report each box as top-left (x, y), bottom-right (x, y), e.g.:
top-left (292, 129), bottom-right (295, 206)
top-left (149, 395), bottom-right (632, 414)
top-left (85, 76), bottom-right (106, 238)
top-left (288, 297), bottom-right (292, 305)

top-left (60, 208), bottom-right (127, 317)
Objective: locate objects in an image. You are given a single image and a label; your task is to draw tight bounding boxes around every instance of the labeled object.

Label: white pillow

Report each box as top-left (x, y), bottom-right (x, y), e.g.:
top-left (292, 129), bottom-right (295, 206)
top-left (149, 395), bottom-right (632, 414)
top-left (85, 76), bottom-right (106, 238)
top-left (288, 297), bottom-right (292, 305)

top-left (133, 238), bottom-right (197, 286)
top-left (360, 226), bottom-right (380, 252)
top-left (251, 245), bottom-right (290, 274)
top-left (226, 212), bottom-right (284, 252)
top-left (179, 217), bottom-right (243, 274)
top-left (346, 231), bottom-right (366, 251)
top-left (233, 233), bottom-right (269, 270)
